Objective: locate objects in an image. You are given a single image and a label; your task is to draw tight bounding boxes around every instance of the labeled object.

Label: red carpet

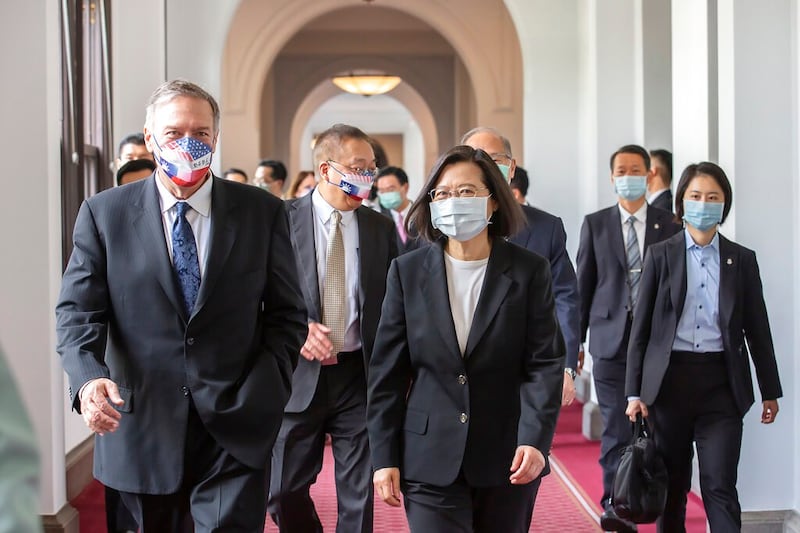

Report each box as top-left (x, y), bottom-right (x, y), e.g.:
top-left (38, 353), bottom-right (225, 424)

top-left (70, 402), bottom-right (709, 532)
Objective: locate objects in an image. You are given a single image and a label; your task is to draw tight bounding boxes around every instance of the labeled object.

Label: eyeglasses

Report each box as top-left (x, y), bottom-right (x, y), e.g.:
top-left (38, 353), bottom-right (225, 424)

top-left (490, 153), bottom-right (512, 164)
top-left (428, 185), bottom-right (491, 202)
top-left (327, 160), bottom-right (378, 180)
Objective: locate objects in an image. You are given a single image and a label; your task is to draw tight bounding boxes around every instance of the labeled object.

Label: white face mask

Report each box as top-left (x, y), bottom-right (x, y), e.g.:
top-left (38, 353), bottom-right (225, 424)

top-left (430, 196), bottom-right (491, 241)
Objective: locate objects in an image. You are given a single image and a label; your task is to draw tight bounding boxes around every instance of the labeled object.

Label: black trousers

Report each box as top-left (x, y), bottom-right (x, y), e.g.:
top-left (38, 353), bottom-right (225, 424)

top-left (269, 352), bottom-right (373, 533)
top-left (119, 399), bottom-right (269, 533)
top-left (650, 351), bottom-right (743, 533)
top-left (402, 473), bottom-right (540, 533)
top-left (592, 355), bottom-right (631, 506)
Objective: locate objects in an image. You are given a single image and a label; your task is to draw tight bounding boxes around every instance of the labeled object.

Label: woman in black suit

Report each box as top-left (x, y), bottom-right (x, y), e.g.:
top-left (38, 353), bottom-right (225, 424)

top-left (625, 162), bottom-right (782, 532)
top-left (366, 145), bottom-right (565, 532)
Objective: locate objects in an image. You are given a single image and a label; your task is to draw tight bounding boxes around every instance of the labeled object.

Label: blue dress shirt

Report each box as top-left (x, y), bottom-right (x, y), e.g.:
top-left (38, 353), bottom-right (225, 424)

top-left (672, 230), bottom-right (724, 352)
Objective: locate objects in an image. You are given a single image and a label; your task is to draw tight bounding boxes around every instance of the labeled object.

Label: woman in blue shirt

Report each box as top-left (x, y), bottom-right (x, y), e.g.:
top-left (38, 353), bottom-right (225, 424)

top-left (625, 162), bottom-right (782, 532)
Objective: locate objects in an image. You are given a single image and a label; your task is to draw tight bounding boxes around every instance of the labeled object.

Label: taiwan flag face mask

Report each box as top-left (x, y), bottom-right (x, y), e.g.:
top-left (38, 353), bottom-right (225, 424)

top-left (152, 135), bottom-right (213, 187)
top-left (325, 162), bottom-right (376, 200)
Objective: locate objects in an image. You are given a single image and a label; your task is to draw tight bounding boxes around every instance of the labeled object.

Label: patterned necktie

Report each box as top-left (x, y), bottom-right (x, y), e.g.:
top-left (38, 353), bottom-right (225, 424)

top-left (322, 210), bottom-right (346, 364)
top-left (172, 202), bottom-right (201, 316)
top-left (396, 211), bottom-right (407, 244)
top-left (626, 215), bottom-right (642, 308)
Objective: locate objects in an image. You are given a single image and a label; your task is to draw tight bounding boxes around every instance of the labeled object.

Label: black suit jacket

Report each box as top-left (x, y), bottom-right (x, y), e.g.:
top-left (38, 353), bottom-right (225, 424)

top-left (56, 176), bottom-right (307, 494)
top-left (626, 232), bottom-right (782, 416)
top-left (510, 205), bottom-right (580, 367)
top-left (284, 193), bottom-right (398, 413)
top-left (379, 206), bottom-right (423, 255)
top-left (367, 239), bottom-right (564, 487)
top-left (649, 189), bottom-right (673, 213)
top-left (577, 204), bottom-right (681, 358)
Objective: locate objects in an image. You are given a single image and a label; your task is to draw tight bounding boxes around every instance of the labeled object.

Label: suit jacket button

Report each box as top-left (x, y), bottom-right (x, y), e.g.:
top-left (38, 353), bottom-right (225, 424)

top-left (457, 374), bottom-right (467, 385)
top-left (181, 386), bottom-right (189, 397)
top-left (459, 413), bottom-right (468, 424)
top-left (186, 337), bottom-right (195, 345)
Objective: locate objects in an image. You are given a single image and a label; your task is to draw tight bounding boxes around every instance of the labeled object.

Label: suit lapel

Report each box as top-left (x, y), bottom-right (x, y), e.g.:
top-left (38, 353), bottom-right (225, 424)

top-left (644, 205), bottom-right (671, 252)
top-left (420, 244), bottom-right (462, 361)
top-left (194, 178), bottom-right (238, 316)
top-left (355, 207), bottom-right (374, 314)
top-left (667, 232), bottom-right (687, 318)
top-left (608, 207), bottom-right (628, 272)
top-left (289, 195), bottom-right (322, 319)
top-left (463, 239), bottom-right (513, 359)
top-left (718, 234), bottom-right (738, 331)
top-left (132, 178), bottom-right (187, 320)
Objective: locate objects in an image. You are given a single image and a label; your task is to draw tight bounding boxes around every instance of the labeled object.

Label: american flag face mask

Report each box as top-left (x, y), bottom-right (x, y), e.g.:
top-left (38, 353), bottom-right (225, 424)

top-left (153, 136), bottom-right (213, 187)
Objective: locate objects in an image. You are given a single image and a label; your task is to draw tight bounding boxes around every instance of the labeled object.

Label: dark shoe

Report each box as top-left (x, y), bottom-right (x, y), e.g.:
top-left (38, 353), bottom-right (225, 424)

top-left (600, 507), bottom-right (638, 533)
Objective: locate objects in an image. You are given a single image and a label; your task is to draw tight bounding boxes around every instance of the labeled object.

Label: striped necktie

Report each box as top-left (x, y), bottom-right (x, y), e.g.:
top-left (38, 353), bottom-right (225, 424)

top-left (626, 215), bottom-right (642, 308)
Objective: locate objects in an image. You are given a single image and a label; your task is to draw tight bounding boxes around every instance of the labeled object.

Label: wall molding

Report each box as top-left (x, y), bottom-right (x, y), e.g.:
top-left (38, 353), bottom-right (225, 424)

top-left (41, 503), bottom-right (79, 533)
top-left (65, 435), bottom-right (94, 501)
top-left (741, 509), bottom-right (800, 532)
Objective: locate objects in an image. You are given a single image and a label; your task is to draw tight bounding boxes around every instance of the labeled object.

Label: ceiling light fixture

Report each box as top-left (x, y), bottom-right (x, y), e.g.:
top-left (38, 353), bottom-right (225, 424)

top-left (331, 73), bottom-right (402, 97)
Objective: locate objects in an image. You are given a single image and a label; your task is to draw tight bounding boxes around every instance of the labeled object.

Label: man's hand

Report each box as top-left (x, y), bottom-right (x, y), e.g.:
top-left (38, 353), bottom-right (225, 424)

top-left (509, 445), bottom-right (545, 485)
top-left (300, 322), bottom-right (334, 361)
top-left (625, 399), bottom-right (648, 422)
top-left (79, 378), bottom-right (123, 435)
top-left (373, 467), bottom-right (402, 507)
top-left (561, 372), bottom-right (576, 406)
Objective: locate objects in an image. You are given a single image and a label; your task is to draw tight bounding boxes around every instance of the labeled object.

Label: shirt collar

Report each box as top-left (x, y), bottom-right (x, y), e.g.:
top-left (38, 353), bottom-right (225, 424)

top-left (684, 228), bottom-right (720, 251)
top-left (311, 187), bottom-right (356, 226)
top-left (618, 201), bottom-right (648, 224)
top-left (155, 173), bottom-right (213, 217)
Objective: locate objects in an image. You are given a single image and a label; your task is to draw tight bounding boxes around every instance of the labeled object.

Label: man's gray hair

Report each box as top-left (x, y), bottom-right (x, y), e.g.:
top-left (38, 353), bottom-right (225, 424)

top-left (459, 126), bottom-right (513, 157)
top-left (145, 79), bottom-right (220, 133)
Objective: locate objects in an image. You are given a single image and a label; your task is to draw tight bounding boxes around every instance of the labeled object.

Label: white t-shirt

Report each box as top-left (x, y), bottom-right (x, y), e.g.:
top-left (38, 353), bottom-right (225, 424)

top-left (444, 251), bottom-right (489, 355)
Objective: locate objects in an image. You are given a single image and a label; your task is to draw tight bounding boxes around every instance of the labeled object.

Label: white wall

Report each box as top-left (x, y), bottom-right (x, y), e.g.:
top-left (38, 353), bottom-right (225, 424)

top-left (0, 1), bottom-right (66, 515)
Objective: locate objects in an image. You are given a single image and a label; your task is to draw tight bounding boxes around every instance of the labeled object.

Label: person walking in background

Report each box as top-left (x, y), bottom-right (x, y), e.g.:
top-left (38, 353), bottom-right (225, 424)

top-left (647, 149), bottom-right (673, 213)
top-left (255, 159), bottom-right (288, 198)
top-left (375, 166), bottom-right (421, 254)
top-left (286, 170), bottom-right (316, 199)
top-left (222, 167), bottom-right (248, 184)
top-left (626, 162), bottom-right (782, 532)
top-left (115, 132), bottom-right (154, 170)
top-left (577, 144), bottom-right (681, 533)
top-left (461, 127), bottom-right (581, 409)
top-left (0, 345), bottom-right (42, 533)
top-left (368, 145), bottom-right (564, 532)
top-left (269, 124), bottom-right (398, 533)
top-left (56, 79), bottom-right (307, 532)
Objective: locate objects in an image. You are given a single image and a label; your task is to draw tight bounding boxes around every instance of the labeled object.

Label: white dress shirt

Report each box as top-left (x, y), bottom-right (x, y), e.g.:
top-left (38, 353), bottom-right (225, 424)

top-left (617, 202), bottom-right (647, 259)
top-left (155, 174), bottom-right (213, 277)
top-left (311, 188), bottom-right (362, 352)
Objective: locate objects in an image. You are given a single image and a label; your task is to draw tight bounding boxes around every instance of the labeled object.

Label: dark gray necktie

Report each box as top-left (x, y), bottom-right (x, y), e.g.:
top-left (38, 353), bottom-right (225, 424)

top-left (172, 202), bottom-right (200, 316)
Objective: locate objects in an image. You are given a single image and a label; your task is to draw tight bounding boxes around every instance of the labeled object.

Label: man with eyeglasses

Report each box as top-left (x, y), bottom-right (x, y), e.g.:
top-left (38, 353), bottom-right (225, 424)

top-left (269, 123), bottom-right (398, 533)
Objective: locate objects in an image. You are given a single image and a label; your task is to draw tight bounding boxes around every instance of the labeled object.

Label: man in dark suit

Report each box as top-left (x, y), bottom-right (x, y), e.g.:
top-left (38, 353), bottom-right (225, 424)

top-left (647, 148), bottom-right (673, 213)
top-left (577, 144), bottom-right (681, 532)
top-left (269, 124), bottom-right (398, 533)
top-left (461, 127), bottom-right (581, 407)
top-left (56, 80), bottom-right (307, 531)
top-left (375, 166), bottom-right (421, 255)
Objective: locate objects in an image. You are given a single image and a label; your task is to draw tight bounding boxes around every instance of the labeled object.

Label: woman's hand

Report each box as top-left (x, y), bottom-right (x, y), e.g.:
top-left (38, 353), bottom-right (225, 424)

top-left (373, 467), bottom-right (402, 507)
top-left (761, 400), bottom-right (779, 424)
top-left (625, 399), bottom-right (648, 422)
top-left (509, 445), bottom-right (545, 485)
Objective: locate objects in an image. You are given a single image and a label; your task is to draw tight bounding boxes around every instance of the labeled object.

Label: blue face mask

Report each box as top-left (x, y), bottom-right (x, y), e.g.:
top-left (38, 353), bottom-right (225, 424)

top-left (378, 191), bottom-right (403, 210)
top-left (682, 200), bottom-right (724, 231)
top-left (496, 164), bottom-right (511, 182)
top-left (614, 175), bottom-right (647, 201)
top-left (430, 197), bottom-right (491, 242)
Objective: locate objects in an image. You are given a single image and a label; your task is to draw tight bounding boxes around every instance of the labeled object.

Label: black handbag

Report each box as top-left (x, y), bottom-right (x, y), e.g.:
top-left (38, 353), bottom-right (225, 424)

top-left (612, 414), bottom-right (668, 523)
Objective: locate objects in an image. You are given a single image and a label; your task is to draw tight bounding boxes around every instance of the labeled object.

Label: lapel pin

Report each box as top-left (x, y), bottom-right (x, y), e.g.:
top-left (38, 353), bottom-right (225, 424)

top-left (726, 258), bottom-right (733, 265)
top-left (654, 223), bottom-right (660, 229)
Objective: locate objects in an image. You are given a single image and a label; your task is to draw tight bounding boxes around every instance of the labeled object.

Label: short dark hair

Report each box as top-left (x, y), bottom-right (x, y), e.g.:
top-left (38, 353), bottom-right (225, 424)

top-left (376, 166), bottom-right (408, 186)
top-left (369, 137), bottom-right (389, 168)
top-left (675, 162), bottom-right (733, 224)
top-left (511, 166), bottom-right (529, 196)
top-left (650, 149), bottom-right (673, 184)
top-left (116, 158), bottom-right (156, 186)
top-left (223, 168), bottom-right (248, 181)
top-left (313, 124), bottom-right (373, 167)
top-left (408, 145), bottom-right (526, 243)
top-left (610, 144), bottom-right (650, 172)
top-left (118, 133), bottom-right (145, 157)
top-left (257, 160), bottom-right (287, 182)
